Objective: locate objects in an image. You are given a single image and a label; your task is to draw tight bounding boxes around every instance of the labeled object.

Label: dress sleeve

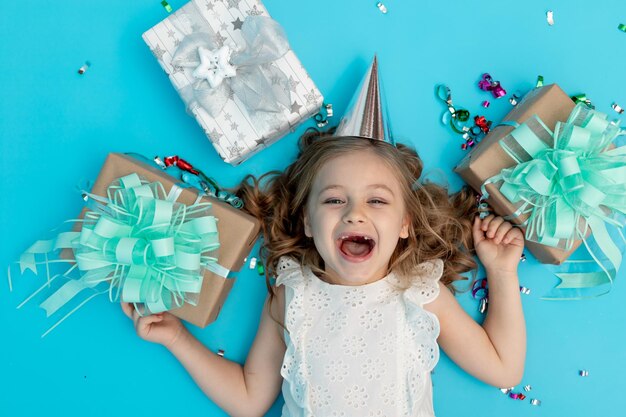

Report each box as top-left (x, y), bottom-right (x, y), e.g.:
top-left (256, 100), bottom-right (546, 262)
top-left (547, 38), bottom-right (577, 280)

top-left (405, 258), bottom-right (444, 307)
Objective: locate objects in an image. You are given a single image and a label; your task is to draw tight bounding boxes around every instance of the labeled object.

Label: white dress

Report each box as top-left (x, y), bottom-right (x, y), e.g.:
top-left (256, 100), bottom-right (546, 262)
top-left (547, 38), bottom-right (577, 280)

top-left (276, 257), bottom-right (443, 417)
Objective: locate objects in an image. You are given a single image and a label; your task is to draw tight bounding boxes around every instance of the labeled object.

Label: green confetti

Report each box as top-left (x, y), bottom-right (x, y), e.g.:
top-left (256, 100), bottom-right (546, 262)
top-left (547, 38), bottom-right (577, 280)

top-left (618, 23), bottom-right (626, 32)
top-left (257, 263), bottom-right (265, 276)
top-left (536, 75), bottom-right (544, 88)
top-left (161, 0), bottom-right (173, 13)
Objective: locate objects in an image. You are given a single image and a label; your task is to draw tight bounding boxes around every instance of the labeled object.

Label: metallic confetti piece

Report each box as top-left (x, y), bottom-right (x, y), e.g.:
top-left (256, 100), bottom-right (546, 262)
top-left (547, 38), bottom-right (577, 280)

top-left (249, 257), bottom-right (257, 269)
top-left (618, 23), bottom-right (626, 32)
top-left (77, 61), bottom-right (90, 75)
top-left (530, 399), bottom-right (542, 406)
top-left (257, 263), bottom-right (265, 276)
top-left (161, 0), bottom-right (173, 13)
top-left (479, 297), bottom-right (488, 314)
top-left (536, 75), bottom-right (544, 88)
top-left (509, 93), bottom-right (521, 106)
top-left (482, 100), bottom-right (490, 108)
top-left (325, 103), bottom-right (334, 118)
top-left (571, 94), bottom-right (595, 109)
top-left (217, 349), bottom-right (225, 357)
top-left (500, 387), bottom-right (514, 395)
top-left (611, 102), bottom-right (625, 114)
top-left (520, 286), bottom-right (531, 295)
top-left (376, 2), bottom-right (387, 14)
top-left (579, 370), bottom-right (589, 377)
top-left (509, 392), bottom-right (526, 400)
top-left (153, 156), bottom-right (167, 169)
top-left (546, 10), bottom-right (554, 26)
top-left (520, 253), bottom-right (527, 262)
top-left (478, 73), bottom-right (507, 98)
top-left (524, 385), bottom-right (532, 391)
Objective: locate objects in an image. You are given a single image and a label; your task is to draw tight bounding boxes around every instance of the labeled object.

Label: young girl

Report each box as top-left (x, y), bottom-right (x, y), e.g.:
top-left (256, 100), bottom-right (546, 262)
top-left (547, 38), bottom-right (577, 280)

top-left (122, 134), bottom-right (526, 417)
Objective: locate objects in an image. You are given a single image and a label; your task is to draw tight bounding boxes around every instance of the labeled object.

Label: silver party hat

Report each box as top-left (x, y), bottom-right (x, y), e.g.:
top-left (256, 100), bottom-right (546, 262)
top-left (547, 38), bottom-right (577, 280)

top-left (335, 56), bottom-right (393, 144)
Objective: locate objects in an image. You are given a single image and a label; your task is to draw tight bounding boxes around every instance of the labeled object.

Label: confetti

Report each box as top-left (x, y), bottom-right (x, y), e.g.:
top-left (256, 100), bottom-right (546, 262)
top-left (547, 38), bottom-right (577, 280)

top-left (500, 387), bottom-right (514, 395)
top-left (536, 75), bottom-right (544, 88)
top-left (530, 399), bottom-right (542, 406)
top-left (571, 94), bottom-right (595, 109)
top-left (478, 73), bottom-right (507, 98)
top-left (546, 10), bottom-right (554, 26)
top-left (376, 2), bottom-right (388, 14)
top-left (325, 103), bottom-right (334, 118)
top-left (611, 102), bottom-right (625, 114)
top-left (520, 253), bottom-right (527, 262)
top-left (249, 257), bottom-right (257, 269)
top-left (520, 286), bottom-right (531, 295)
top-left (579, 370), bottom-right (589, 377)
top-left (257, 263), bottom-right (265, 276)
top-left (77, 61), bottom-right (90, 75)
top-left (161, 0), bottom-right (173, 13)
top-left (217, 349), bottom-right (225, 357)
top-left (509, 392), bottom-right (526, 400)
top-left (481, 100), bottom-right (490, 108)
top-left (524, 385), bottom-right (532, 392)
top-left (153, 156), bottom-right (167, 169)
top-left (618, 23), bottom-right (626, 33)
top-left (509, 93), bottom-right (521, 106)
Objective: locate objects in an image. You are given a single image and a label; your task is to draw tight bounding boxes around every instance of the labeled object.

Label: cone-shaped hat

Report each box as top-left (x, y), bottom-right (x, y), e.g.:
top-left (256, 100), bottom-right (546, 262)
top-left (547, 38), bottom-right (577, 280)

top-left (335, 56), bottom-right (393, 144)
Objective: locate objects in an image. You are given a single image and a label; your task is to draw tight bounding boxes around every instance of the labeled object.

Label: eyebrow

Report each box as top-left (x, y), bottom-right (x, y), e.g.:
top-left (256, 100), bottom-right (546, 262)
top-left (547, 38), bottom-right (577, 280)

top-left (319, 184), bottom-right (395, 194)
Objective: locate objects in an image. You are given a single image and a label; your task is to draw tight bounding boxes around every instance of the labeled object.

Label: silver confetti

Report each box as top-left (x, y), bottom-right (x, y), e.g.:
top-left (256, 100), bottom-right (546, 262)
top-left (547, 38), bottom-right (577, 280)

top-left (249, 257), bottom-right (257, 269)
top-left (520, 286), bottom-right (531, 295)
top-left (217, 349), bottom-right (225, 357)
top-left (546, 10), bottom-right (554, 26)
top-left (376, 1), bottom-right (387, 13)
top-left (500, 387), bottom-right (514, 395)
top-left (612, 102), bottom-right (625, 114)
top-left (530, 399), bottom-right (542, 406)
top-left (78, 61), bottom-right (91, 75)
top-left (524, 385), bottom-right (532, 392)
top-left (579, 369), bottom-right (589, 377)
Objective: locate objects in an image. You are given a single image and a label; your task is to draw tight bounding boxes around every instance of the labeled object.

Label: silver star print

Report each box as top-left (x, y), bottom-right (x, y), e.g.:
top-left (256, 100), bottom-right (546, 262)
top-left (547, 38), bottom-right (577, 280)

top-left (224, 112), bottom-right (233, 122)
top-left (205, 1), bottom-right (215, 11)
top-left (237, 132), bottom-right (246, 141)
top-left (246, 5), bottom-right (264, 16)
top-left (290, 101), bottom-right (302, 114)
top-left (220, 22), bottom-right (228, 31)
top-left (232, 17), bottom-right (244, 30)
top-left (230, 122), bottom-right (239, 131)
top-left (171, 64), bottom-right (184, 74)
top-left (270, 75), bottom-right (282, 86)
top-left (226, 0), bottom-right (241, 9)
top-left (166, 29), bottom-right (176, 38)
top-left (255, 136), bottom-right (270, 147)
top-left (227, 141), bottom-right (245, 158)
top-left (209, 128), bottom-right (223, 143)
top-left (214, 32), bottom-right (227, 47)
top-left (151, 45), bottom-right (166, 61)
top-left (288, 76), bottom-right (299, 92)
top-left (173, 38), bottom-right (181, 47)
top-left (304, 89), bottom-right (320, 105)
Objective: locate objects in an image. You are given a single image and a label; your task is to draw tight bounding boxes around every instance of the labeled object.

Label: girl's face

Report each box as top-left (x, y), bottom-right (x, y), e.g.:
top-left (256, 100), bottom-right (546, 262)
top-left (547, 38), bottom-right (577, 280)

top-left (304, 149), bottom-right (410, 286)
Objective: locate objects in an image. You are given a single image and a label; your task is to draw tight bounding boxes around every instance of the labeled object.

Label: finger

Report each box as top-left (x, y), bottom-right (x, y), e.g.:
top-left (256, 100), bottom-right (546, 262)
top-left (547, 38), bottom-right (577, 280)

top-left (481, 214), bottom-right (495, 231)
top-left (486, 216), bottom-right (505, 238)
top-left (121, 302), bottom-right (134, 319)
top-left (504, 227), bottom-right (525, 245)
top-left (493, 222), bottom-right (512, 244)
top-left (135, 314), bottom-right (164, 335)
top-left (472, 216), bottom-right (486, 246)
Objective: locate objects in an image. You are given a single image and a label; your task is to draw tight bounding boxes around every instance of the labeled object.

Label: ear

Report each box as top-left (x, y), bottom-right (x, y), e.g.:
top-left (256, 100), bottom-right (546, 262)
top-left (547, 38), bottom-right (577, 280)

top-left (399, 214), bottom-right (410, 239)
top-left (304, 209), bottom-right (313, 238)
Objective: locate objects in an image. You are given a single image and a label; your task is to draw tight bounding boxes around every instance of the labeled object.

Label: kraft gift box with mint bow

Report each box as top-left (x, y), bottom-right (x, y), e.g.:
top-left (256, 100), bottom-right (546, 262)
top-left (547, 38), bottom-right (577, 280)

top-left (142, 0), bottom-right (324, 165)
top-left (12, 153), bottom-right (260, 334)
top-left (455, 84), bottom-right (626, 297)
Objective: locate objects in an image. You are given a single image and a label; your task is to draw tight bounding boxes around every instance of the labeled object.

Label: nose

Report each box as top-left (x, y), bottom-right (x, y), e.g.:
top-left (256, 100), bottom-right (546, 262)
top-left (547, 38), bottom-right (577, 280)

top-left (342, 203), bottom-right (366, 224)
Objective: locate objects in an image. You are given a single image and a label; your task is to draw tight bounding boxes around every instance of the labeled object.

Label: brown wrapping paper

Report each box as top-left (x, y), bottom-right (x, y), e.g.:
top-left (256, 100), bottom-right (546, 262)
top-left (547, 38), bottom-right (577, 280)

top-left (89, 153), bottom-right (261, 327)
top-left (454, 84), bottom-right (580, 264)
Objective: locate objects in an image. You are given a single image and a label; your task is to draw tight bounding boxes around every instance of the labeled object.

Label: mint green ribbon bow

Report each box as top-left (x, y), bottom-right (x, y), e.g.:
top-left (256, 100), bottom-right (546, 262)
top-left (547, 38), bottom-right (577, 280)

top-left (12, 173), bottom-right (221, 336)
top-left (482, 104), bottom-right (626, 297)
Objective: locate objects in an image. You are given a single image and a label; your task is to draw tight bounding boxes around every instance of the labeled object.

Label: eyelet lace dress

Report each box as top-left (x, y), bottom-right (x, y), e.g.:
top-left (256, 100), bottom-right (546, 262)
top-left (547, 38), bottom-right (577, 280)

top-left (276, 257), bottom-right (443, 417)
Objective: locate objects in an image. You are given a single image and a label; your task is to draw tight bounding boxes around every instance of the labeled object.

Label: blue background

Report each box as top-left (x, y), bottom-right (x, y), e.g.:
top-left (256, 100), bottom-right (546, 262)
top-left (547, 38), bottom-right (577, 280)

top-left (1, 1), bottom-right (625, 416)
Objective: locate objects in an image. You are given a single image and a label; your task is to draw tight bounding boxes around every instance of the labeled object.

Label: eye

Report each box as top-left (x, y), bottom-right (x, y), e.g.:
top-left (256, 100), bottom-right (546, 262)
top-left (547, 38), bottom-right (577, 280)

top-left (323, 198), bottom-right (344, 205)
top-left (369, 198), bottom-right (387, 205)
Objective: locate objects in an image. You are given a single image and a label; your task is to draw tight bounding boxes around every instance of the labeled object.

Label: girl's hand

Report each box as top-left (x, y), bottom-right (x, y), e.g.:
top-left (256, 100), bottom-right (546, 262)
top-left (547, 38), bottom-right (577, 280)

top-left (121, 303), bottom-right (187, 348)
top-left (472, 215), bottom-right (524, 275)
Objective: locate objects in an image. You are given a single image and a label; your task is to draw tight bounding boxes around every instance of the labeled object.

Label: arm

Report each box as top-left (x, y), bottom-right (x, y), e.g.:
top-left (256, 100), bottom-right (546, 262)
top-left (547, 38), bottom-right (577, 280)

top-left (122, 286), bottom-right (286, 417)
top-left (425, 215), bottom-right (526, 388)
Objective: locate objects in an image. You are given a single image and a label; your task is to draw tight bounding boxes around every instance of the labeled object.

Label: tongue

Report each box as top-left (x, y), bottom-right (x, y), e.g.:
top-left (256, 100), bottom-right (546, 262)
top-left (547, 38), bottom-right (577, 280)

top-left (342, 240), bottom-right (370, 257)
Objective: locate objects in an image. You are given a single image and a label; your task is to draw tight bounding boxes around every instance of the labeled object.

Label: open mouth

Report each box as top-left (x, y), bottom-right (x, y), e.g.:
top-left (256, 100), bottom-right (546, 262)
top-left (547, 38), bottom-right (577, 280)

top-left (337, 234), bottom-right (376, 261)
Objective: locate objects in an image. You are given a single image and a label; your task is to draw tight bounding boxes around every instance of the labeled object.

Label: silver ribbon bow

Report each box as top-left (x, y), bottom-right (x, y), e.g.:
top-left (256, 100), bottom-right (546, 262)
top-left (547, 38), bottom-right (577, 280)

top-left (172, 15), bottom-right (292, 117)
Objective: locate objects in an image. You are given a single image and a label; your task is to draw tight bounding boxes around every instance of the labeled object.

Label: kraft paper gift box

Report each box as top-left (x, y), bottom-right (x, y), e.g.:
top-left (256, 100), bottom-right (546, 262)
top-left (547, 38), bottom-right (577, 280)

top-left (90, 153), bottom-right (261, 327)
top-left (454, 84), bottom-right (579, 264)
top-left (142, 0), bottom-right (324, 165)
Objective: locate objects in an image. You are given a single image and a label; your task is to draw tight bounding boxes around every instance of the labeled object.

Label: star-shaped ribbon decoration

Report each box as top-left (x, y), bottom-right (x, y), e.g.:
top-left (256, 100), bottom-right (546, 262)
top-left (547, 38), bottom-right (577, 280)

top-left (193, 46), bottom-right (237, 88)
